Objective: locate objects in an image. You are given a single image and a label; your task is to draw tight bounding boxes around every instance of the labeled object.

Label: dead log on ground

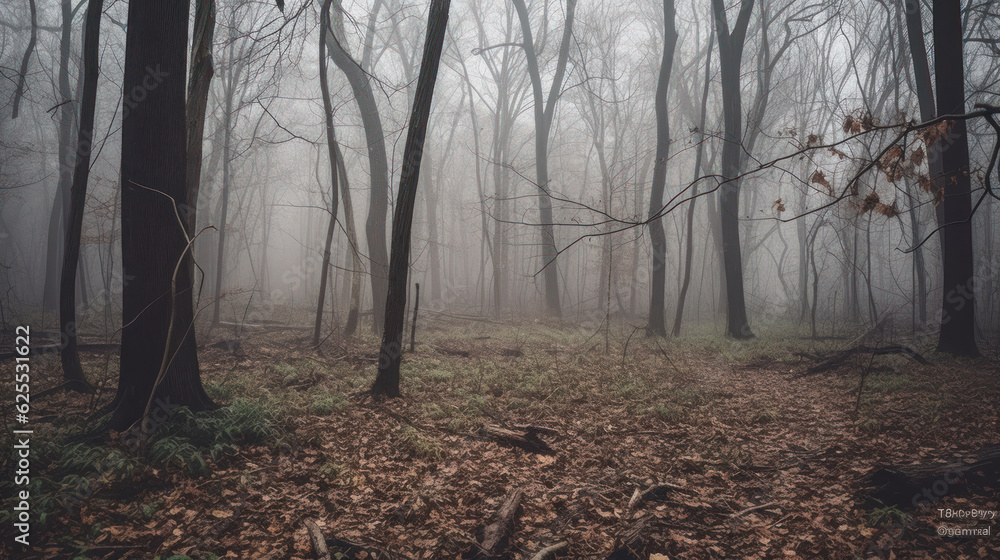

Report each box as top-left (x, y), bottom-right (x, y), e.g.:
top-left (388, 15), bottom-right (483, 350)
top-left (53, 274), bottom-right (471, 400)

top-left (860, 445), bottom-right (1000, 508)
top-left (432, 344), bottom-right (472, 357)
top-left (464, 489), bottom-right (524, 560)
top-left (628, 481), bottom-right (691, 508)
top-left (303, 518), bottom-right (332, 560)
top-left (799, 344), bottom-right (928, 376)
top-left (479, 425), bottom-right (556, 455)
top-left (605, 517), bottom-right (651, 560)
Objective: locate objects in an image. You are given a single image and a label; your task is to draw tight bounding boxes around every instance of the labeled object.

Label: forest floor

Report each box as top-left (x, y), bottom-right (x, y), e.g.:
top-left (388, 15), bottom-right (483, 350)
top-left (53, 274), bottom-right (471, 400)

top-left (2, 314), bottom-right (999, 560)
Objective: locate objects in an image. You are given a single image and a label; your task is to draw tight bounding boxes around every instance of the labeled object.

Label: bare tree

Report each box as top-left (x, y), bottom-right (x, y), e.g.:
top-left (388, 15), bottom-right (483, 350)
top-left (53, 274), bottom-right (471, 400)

top-left (511, 0), bottom-right (577, 317)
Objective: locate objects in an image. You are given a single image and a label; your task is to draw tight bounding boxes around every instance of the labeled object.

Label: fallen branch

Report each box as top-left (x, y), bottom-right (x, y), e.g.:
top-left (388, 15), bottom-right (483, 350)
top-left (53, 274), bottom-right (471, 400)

top-left (628, 481), bottom-right (691, 508)
top-left (798, 344), bottom-right (928, 376)
top-left (303, 518), bottom-right (332, 560)
top-left (465, 488), bottom-right (524, 560)
top-left (528, 541), bottom-right (568, 560)
top-left (730, 501), bottom-right (779, 519)
top-left (860, 444), bottom-right (1000, 508)
top-left (479, 425), bottom-right (556, 455)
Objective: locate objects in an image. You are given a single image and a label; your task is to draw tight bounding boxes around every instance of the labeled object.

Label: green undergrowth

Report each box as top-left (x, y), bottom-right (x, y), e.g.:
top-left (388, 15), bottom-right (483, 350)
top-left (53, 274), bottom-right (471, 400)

top-left (0, 398), bottom-right (284, 533)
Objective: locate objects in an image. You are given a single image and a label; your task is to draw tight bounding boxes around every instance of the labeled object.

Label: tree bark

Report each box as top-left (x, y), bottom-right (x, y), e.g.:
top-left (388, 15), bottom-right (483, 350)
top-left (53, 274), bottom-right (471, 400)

top-left (58, 0), bottom-right (103, 393)
top-left (711, 0), bottom-right (755, 339)
top-left (184, 0), bottom-right (215, 237)
top-left (672, 24), bottom-right (713, 337)
top-left (43, 0), bottom-right (76, 312)
top-left (110, 0), bottom-right (214, 430)
top-left (371, 0), bottom-right (451, 397)
top-left (511, 0), bottom-right (577, 318)
top-left (645, 0), bottom-right (679, 337)
top-left (326, 2), bottom-right (390, 334)
top-left (932, 0), bottom-right (979, 356)
top-left (314, 0), bottom-right (342, 346)
top-left (11, 0), bottom-right (37, 119)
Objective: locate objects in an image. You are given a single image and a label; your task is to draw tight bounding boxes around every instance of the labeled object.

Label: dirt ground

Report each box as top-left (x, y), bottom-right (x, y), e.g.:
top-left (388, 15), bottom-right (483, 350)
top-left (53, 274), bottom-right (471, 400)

top-left (2, 317), bottom-right (999, 559)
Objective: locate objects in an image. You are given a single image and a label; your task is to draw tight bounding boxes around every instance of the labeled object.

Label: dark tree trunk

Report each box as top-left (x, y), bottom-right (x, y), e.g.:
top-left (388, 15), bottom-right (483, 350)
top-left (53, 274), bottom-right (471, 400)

top-left (11, 0), bottom-right (36, 119)
top-left (711, 0), bottom-right (755, 339)
top-left (44, 0), bottom-right (76, 312)
top-left (902, 0), bottom-right (934, 325)
top-left (58, 0), bottom-right (103, 393)
top-left (932, 0), bottom-right (979, 356)
top-left (184, 0), bottom-right (215, 236)
top-left (314, 0), bottom-right (341, 346)
top-left (646, 0), bottom-right (678, 337)
top-left (672, 24), bottom-right (713, 337)
top-left (372, 0), bottom-right (451, 398)
top-left (325, 11), bottom-right (390, 334)
top-left (110, 0), bottom-right (214, 430)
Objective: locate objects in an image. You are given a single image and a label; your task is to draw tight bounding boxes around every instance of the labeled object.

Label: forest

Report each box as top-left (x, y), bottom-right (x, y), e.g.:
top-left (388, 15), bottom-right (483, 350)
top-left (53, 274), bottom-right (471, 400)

top-left (0, 0), bottom-right (998, 558)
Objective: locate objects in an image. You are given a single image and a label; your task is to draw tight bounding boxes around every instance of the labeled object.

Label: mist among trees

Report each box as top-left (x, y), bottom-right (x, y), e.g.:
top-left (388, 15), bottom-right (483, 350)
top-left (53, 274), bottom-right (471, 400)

top-left (0, 0), bottom-right (998, 558)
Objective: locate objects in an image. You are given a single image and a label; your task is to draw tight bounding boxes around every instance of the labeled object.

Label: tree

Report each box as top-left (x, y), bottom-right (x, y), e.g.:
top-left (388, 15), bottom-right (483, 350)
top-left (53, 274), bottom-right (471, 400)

top-left (511, 0), bottom-right (577, 318)
top-left (325, 0), bottom-right (390, 334)
top-left (646, 0), bottom-right (679, 336)
top-left (58, 0), bottom-right (103, 393)
top-left (673, 24), bottom-right (714, 337)
top-left (932, 0), bottom-right (979, 356)
top-left (314, 0), bottom-right (341, 346)
top-left (185, 0), bottom-right (216, 236)
top-left (711, 0), bottom-right (755, 339)
top-left (110, 0), bottom-right (214, 430)
top-left (372, 0), bottom-right (452, 398)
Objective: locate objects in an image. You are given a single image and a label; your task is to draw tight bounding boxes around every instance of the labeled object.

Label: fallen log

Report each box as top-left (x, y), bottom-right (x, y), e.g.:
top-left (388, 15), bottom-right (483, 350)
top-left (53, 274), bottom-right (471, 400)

top-left (799, 344), bottom-right (928, 376)
top-left (479, 425), bottom-right (556, 455)
top-left (432, 344), bottom-right (472, 357)
top-left (605, 517), bottom-right (650, 560)
top-left (303, 518), bottom-right (332, 560)
top-left (464, 489), bottom-right (524, 560)
top-left (627, 481), bottom-right (691, 508)
top-left (860, 445), bottom-right (1000, 508)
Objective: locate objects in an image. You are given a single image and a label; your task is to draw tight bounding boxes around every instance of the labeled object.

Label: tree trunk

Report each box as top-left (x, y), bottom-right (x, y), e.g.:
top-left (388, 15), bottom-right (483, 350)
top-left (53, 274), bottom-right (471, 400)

top-left (44, 0), bottom-right (76, 312)
top-left (372, 0), bottom-right (451, 398)
top-left (932, 0), bottom-right (979, 356)
top-left (711, 0), bottom-right (755, 339)
top-left (326, 2), bottom-right (390, 334)
top-left (512, 0), bottom-right (577, 318)
top-left (646, 0), bottom-right (678, 337)
top-left (314, 0), bottom-right (342, 346)
top-left (110, 0), bottom-right (214, 430)
top-left (59, 0), bottom-right (103, 393)
top-left (184, 0), bottom-right (215, 237)
top-left (673, 25), bottom-right (714, 337)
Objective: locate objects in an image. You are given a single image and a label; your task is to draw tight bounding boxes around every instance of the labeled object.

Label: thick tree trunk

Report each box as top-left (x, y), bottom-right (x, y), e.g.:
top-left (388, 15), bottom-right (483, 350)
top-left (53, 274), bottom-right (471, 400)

top-left (932, 0), bottom-right (979, 356)
top-left (646, 0), bottom-right (678, 337)
top-left (110, 0), bottom-right (214, 430)
top-left (58, 0), bottom-right (103, 393)
top-left (325, 4), bottom-right (390, 334)
top-left (711, 0), bottom-right (755, 339)
top-left (371, 0), bottom-right (451, 397)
